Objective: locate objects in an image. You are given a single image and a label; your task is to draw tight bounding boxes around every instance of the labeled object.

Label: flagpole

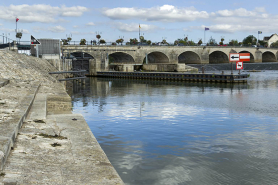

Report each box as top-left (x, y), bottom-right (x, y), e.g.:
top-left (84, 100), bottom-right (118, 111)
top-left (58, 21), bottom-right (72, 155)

top-left (204, 29), bottom-right (205, 45)
top-left (139, 24), bottom-right (140, 43)
top-left (258, 32), bottom-right (259, 45)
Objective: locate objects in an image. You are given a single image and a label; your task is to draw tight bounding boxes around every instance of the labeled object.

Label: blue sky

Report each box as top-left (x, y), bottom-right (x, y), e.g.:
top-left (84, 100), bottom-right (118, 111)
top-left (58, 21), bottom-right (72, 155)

top-left (0, 0), bottom-right (277, 44)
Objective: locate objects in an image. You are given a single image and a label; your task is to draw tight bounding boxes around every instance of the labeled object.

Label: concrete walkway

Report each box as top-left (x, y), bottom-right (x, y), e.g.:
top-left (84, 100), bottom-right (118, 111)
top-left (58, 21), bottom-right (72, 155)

top-left (0, 50), bottom-right (124, 185)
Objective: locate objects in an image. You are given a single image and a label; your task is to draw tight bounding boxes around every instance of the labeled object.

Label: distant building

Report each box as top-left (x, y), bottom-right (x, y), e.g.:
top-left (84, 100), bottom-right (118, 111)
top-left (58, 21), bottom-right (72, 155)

top-left (263, 34), bottom-right (278, 48)
top-left (31, 38), bottom-right (61, 59)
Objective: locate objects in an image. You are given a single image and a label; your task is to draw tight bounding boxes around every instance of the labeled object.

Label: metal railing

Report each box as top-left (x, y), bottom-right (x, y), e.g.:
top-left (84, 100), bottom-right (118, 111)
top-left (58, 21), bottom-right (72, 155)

top-left (1, 40), bottom-right (276, 50)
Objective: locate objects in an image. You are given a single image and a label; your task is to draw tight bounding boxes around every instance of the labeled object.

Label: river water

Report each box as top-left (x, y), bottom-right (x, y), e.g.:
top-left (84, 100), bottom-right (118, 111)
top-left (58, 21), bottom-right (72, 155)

top-left (69, 71), bottom-right (278, 185)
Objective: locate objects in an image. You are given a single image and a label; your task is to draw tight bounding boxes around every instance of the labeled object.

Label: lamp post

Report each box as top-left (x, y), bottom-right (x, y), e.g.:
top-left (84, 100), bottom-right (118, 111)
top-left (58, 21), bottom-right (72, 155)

top-left (96, 31), bottom-right (102, 44)
top-left (119, 36), bottom-right (124, 45)
top-left (66, 34), bottom-right (72, 45)
top-left (5, 33), bottom-right (10, 43)
top-left (162, 37), bottom-right (167, 45)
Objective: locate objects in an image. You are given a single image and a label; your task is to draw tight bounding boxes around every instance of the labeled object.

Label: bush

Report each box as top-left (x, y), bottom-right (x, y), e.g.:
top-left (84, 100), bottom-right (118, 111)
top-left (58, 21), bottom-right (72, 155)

top-left (80, 39), bottom-right (86, 45)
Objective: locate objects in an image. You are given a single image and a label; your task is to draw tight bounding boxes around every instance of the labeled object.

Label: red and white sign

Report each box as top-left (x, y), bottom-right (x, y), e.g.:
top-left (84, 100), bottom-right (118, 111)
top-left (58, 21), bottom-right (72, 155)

top-left (239, 53), bottom-right (250, 62)
top-left (236, 61), bottom-right (243, 70)
top-left (229, 53), bottom-right (250, 62)
top-left (229, 53), bottom-right (239, 62)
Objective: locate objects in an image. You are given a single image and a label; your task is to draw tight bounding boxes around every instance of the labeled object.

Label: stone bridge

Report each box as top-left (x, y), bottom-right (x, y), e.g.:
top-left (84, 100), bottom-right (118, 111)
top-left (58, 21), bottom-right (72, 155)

top-left (62, 45), bottom-right (278, 65)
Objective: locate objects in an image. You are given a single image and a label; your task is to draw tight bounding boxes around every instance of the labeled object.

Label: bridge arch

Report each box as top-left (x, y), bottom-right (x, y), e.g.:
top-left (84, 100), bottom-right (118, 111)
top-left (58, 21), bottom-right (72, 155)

top-left (209, 51), bottom-right (229, 64)
top-left (109, 52), bottom-right (135, 63)
top-left (145, 51), bottom-right (169, 64)
top-left (69, 52), bottom-right (94, 73)
top-left (178, 51), bottom-right (201, 64)
top-left (239, 51), bottom-right (254, 63)
top-left (70, 52), bottom-right (94, 59)
top-left (262, 51), bottom-right (277, 62)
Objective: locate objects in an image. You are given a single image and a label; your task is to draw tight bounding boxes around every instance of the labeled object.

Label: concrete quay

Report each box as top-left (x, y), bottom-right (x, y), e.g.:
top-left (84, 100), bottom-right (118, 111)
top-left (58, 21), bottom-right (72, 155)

top-left (0, 49), bottom-right (124, 185)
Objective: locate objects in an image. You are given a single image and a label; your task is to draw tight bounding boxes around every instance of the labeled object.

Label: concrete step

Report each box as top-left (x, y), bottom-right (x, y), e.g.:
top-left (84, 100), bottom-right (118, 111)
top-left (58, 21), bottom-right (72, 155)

top-left (26, 94), bottom-right (47, 121)
top-left (0, 82), bottom-right (40, 171)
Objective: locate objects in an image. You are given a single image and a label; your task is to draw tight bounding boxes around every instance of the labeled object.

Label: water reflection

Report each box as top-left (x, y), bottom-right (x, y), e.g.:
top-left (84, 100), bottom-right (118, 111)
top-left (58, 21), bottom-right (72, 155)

top-left (69, 71), bottom-right (278, 185)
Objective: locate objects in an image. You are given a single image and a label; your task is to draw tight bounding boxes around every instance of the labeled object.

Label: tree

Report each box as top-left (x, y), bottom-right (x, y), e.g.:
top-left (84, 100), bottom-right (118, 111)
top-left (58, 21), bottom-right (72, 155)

top-left (130, 38), bottom-right (139, 45)
top-left (188, 40), bottom-right (196, 46)
top-left (198, 39), bottom-right (202, 46)
top-left (96, 34), bottom-right (101, 39)
top-left (139, 36), bottom-right (145, 43)
top-left (270, 41), bottom-right (278, 48)
top-left (80, 39), bottom-right (86, 45)
top-left (62, 37), bottom-right (72, 45)
top-left (219, 37), bottom-right (225, 45)
top-left (96, 34), bottom-right (101, 43)
top-left (99, 39), bottom-right (106, 44)
top-left (229, 39), bottom-right (239, 46)
top-left (162, 39), bottom-right (168, 45)
top-left (175, 38), bottom-right (188, 46)
top-left (208, 37), bottom-right (217, 46)
top-left (116, 38), bottom-right (124, 45)
top-left (16, 32), bottom-right (22, 39)
top-left (258, 40), bottom-right (267, 47)
top-left (146, 40), bottom-right (152, 45)
top-left (62, 39), bottom-right (68, 45)
top-left (242, 35), bottom-right (257, 46)
top-left (67, 37), bottom-right (72, 43)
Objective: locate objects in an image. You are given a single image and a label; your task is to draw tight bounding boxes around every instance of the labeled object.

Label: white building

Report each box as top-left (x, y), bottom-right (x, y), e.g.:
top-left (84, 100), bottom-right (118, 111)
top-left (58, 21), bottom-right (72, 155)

top-left (264, 34), bottom-right (278, 48)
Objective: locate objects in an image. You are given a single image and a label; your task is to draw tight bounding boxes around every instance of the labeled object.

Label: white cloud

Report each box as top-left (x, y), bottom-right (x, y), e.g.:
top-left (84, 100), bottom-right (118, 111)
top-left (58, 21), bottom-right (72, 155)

top-left (216, 8), bottom-right (257, 17)
top-left (0, 4), bottom-right (89, 23)
top-left (103, 5), bottom-right (278, 34)
top-left (86, 22), bottom-right (95, 26)
top-left (33, 26), bottom-right (45, 33)
top-left (21, 29), bottom-right (29, 34)
top-left (0, 28), bottom-right (15, 33)
top-left (73, 25), bottom-right (79, 28)
top-left (198, 7), bottom-right (278, 34)
top-left (114, 22), bottom-right (158, 32)
top-left (48, 25), bottom-right (65, 33)
top-left (254, 7), bottom-right (266, 13)
top-left (60, 5), bottom-right (88, 17)
top-left (70, 31), bottom-right (81, 35)
top-left (102, 5), bottom-right (209, 22)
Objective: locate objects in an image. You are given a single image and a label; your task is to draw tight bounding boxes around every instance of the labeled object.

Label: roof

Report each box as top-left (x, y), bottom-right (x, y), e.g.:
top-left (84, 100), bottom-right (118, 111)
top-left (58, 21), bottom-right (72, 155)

top-left (264, 34), bottom-right (278, 41)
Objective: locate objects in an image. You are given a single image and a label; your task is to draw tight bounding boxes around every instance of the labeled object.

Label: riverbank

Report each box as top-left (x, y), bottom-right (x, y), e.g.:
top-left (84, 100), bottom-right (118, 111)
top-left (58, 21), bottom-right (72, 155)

top-left (0, 49), bottom-right (124, 184)
top-left (188, 62), bottom-right (278, 71)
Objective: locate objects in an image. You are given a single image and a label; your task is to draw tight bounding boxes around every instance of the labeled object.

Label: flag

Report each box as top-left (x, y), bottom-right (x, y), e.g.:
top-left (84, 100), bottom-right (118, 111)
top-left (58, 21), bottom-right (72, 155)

top-left (16, 18), bottom-right (19, 22)
top-left (139, 24), bottom-right (141, 29)
top-left (258, 31), bottom-right (262, 34)
top-left (205, 27), bottom-right (209, 31)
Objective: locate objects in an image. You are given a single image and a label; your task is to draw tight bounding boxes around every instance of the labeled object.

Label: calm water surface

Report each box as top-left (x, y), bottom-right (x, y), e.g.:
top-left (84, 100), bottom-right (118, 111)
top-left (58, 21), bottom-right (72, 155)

top-left (70, 71), bottom-right (278, 185)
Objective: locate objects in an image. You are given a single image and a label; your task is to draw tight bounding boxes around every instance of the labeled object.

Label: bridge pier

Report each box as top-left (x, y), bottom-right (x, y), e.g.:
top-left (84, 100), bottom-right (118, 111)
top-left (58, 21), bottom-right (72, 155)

top-left (200, 51), bottom-right (210, 64)
top-left (89, 56), bottom-right (109, 76)
top-left (254, 50), bottom-right (262, 63)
